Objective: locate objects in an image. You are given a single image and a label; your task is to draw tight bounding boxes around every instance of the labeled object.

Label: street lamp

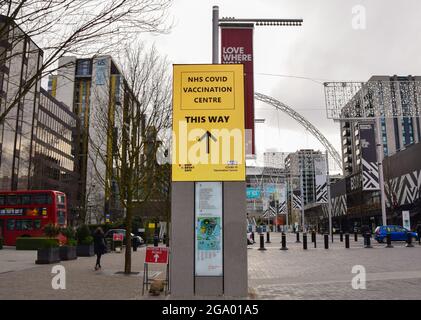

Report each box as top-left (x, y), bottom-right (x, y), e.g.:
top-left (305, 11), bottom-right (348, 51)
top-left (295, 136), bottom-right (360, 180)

top-left (212, 6), bottom-right (303, 63)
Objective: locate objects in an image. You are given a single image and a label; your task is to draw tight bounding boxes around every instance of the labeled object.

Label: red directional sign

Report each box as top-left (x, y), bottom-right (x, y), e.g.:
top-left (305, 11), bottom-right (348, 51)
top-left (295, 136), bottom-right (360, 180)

top-left (145, 247), bottom-right (169, 264)
top-left (113, 233), bottom-right (124, 241)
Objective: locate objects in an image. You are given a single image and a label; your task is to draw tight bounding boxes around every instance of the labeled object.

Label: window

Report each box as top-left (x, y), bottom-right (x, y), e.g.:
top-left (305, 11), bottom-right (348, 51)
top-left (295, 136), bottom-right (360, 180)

top-left (22, 194), bottom-right (31, 205)
top-left (33, 193), bottom-right (52, 205)
top-left (57, 211), bottom-right (65, 225)
top-left (7, 195), bottom-right (21, 205)
top-left (34, 220), bottom-right (41, 230)
top-left (57, 194), bottom-right (66, 208)
top-left (7, 219), bottom-right (15, 231)
top-left (15, 220), bottom-right (33, 231)
top-left (76, 59), bottom-right (92, 76)
top-left (0, 195), bottom-right (4, 205)
top-left (22, 220), bottom-right (33, 231)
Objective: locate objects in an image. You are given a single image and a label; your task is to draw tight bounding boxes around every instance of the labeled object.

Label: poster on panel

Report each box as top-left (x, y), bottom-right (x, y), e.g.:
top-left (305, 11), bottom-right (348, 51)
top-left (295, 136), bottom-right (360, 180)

top-left (195, 182), bottom-right (223, 276)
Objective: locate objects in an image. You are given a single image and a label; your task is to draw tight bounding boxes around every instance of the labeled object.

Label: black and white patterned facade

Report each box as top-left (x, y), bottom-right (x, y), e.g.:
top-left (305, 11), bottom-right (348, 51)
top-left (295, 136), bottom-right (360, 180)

top-left (315, 182), bottom-right (328, 203)
top-left (292, 193), bottom-right (302, 209)
top-left (278, 201), bottom-right (287, 214)
top-left (321, 195), bottom-right (347, 218)
top-left (386, 169), bottom-right (421, 207)
top-left (362, 159), bottom-right (380, 190)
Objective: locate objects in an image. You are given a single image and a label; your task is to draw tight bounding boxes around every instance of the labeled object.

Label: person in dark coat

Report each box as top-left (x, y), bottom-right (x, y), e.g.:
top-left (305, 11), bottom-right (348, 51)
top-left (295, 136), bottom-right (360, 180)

top-left (416, 223), bottom-right (421, 243)
top-left (93, 227), bottom-right (106, 270)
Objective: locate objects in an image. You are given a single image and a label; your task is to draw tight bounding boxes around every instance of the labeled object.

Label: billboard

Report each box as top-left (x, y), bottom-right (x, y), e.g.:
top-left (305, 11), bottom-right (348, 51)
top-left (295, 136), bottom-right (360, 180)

top-left (359, 123), bottom-right (380, 190)
top-left (95, 58), bottom-right (108, 85)
top-left (221, 24), bottom-right (255, 156)
top-left (314, 155), bottom-right (328, 203)
top-left (246, 187), bottom-right (261, 199)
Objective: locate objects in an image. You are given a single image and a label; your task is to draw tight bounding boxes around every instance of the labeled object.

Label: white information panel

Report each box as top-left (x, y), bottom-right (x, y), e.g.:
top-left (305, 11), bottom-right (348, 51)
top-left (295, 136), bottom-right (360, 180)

top-left (402, 210), bottom-right (410, 230)
top-left (195, 182), bottom-right (223, 276)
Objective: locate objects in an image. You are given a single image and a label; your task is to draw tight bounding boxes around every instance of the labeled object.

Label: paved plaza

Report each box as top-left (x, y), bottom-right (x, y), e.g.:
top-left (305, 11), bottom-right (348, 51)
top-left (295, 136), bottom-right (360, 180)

top-left (0, 233), bottom-right (421, 300)
top-left (248, 232), bottom-right (421, 300)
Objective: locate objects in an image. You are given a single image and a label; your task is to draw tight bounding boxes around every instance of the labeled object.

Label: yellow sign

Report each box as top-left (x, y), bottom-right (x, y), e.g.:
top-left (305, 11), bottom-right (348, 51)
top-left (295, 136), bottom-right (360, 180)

top-left (148, 223), bottom-right (156, 229)
top-left (172, 64), bottom-right (245, 181)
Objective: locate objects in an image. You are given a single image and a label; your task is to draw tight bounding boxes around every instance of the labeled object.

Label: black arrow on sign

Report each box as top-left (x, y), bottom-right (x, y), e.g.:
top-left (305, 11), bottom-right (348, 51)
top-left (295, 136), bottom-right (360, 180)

top-left (198, 131), bottom-right (217, 154)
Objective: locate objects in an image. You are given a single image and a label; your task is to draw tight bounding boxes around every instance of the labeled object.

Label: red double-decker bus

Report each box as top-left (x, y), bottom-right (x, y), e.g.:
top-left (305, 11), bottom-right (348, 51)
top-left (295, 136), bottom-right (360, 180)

top-left (0, 190), bottom-right (67, 246)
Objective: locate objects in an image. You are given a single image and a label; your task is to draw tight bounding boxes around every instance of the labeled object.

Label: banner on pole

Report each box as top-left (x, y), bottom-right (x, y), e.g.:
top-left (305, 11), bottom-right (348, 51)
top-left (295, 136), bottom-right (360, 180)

top-left (221, 24), bottom-right (255, 156)
top-left (292, 190), bottom-right (302, 209)
top-left (360, 123), bottom-right (380, 190)
top-left (315, 155), bottom-right (328, 203)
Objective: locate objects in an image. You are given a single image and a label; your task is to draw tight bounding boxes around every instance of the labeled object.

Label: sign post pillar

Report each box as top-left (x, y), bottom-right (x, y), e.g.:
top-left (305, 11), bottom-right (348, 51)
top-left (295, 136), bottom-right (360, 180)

top-left (170, 64), bottom-right (247, 297)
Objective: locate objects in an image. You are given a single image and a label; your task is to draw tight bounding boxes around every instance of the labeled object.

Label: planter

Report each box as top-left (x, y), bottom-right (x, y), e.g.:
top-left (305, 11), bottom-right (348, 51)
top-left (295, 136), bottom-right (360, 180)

top-left (59, 246), bottom-right (77, 260)
top-left (16, 237), bottom-right (59, 250)
top-left (36, 247), bottom-right (60, 264)
top-left (76, 244), bottom-right (94, 257)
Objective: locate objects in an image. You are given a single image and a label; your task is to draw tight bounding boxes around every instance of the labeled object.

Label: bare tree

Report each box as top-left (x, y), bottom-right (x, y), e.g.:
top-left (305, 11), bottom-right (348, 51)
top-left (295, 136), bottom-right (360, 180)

top-left (0, 0), bottom-right (172, 124)
top-left (89, 42), bottom-right (171, 273)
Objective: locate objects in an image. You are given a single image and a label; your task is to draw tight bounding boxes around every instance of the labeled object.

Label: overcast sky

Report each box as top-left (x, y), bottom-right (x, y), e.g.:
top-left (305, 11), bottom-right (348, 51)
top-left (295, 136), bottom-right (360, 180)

top-left (144, 0), bottom-right (421, 173)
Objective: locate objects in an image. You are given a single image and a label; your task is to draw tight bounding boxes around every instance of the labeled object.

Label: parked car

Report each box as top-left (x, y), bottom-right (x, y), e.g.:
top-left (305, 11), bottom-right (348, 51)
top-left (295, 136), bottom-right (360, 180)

top-left (104, 229), bottom-right (144, 247)
top-left (374, 225), bottom-right (418, 243)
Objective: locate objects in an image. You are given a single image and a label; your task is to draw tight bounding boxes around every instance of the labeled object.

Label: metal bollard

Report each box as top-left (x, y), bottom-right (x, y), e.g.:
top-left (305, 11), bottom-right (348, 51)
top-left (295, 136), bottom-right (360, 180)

top-left (258, 233), bottom-right (266, 251)
top-left (364, 233), bottom-right (373, 248)
top-left (406, 233), bottom-right (414, 248)
top-left (296, 232), bottom-right (301, 243)
top-left (340, 232), bottom-right (343, 242)
top-left (311, 231), bottom-right (316, 243)
top-left (386, 233), bottom-right (393, 248)
top-left (314, 233), bottom-right (317, 248)
top-left (280, 232), bottom-right (288, 251)
top-left (354, 232), bottom-right (358, 242)
top-left (345, 233), bottom-right (350, 249)
top-left (324, 234), bottom-right (329, 249)
top-left (266, 231), bottom-right (271, 244)
top-left (331, 232), bottom-right (334, 243)
top-left (303, 233), bottom-right (308, 250)
top-left (251, 232), bottom-right (255, 243)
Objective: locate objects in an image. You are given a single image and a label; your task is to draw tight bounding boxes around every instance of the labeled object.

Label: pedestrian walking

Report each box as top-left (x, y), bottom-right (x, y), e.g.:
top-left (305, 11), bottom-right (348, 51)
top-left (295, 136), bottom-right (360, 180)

top-left (93, 227), bottom-right (106, 270)
top-left (416, 223), bottom-right (421, 242)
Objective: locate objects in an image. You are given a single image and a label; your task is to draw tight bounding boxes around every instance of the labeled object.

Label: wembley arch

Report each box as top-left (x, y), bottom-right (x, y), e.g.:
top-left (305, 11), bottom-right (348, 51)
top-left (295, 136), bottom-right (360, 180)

top-left (255, 92), bottom-right (343, 170)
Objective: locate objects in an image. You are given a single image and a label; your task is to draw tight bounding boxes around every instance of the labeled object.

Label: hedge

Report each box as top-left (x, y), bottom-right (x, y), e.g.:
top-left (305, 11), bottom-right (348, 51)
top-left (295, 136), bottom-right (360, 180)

top-left (16, 237), bottom-right (59, 250)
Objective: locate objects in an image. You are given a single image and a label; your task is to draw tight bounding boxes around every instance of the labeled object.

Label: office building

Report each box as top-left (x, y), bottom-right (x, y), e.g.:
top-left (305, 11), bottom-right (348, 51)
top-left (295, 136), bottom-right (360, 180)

top-left (0, 17), bottom-right (79, 221)
top-left (49, 55), bottom-right (141, 223)
top-left (285, 149), bottom-right (326, 206)
top-left (246, 166), bottom-right (291, 226)
top-left (341, 75), bottom-right (421, 176)
top-left (263, 152), bottom-right (289, 169)
top-left (333, 75), bottom-right (421, 231)
top-left (0, 15), bottom-right (43, 190)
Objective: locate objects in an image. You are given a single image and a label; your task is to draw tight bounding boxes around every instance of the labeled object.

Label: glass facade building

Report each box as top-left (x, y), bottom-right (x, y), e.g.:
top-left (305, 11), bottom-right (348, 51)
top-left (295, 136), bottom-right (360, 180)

top-left (0, 16), bottom-right (79, 223)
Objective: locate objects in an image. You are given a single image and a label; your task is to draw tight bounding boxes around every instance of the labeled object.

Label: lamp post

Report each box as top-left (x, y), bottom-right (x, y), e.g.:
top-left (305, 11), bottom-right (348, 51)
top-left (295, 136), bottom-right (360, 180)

top-left (326, 150), bottom-right (332, 241)
top-left (211, 6), bottom-right (303, 63)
